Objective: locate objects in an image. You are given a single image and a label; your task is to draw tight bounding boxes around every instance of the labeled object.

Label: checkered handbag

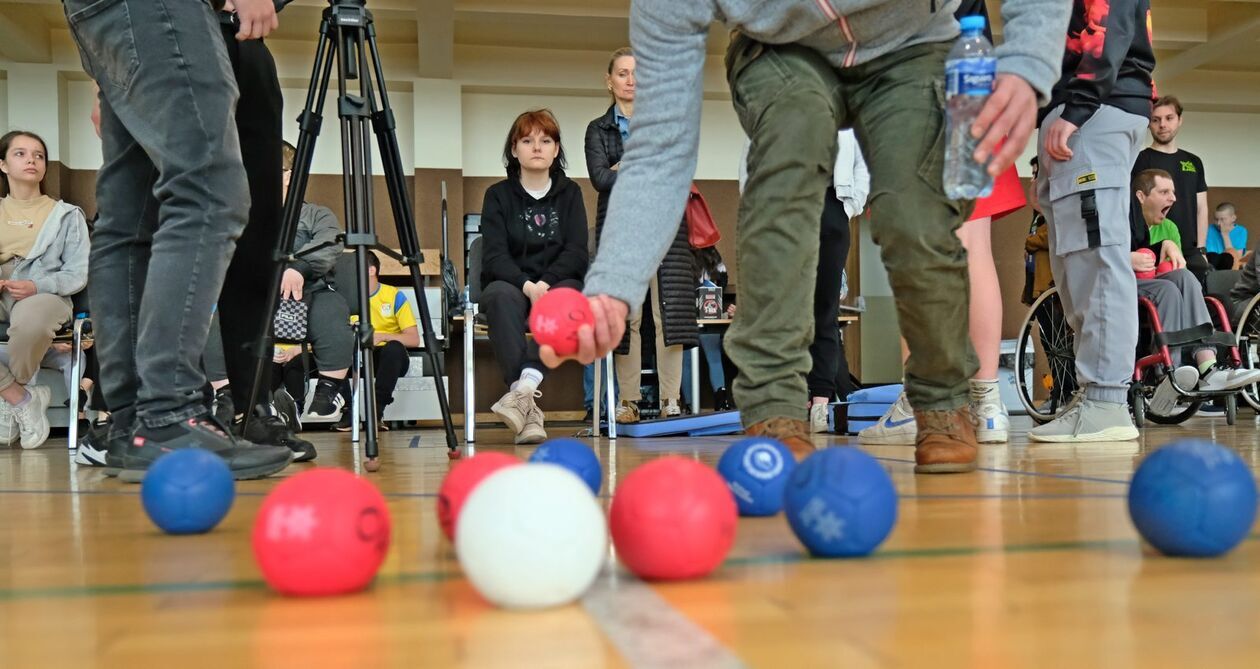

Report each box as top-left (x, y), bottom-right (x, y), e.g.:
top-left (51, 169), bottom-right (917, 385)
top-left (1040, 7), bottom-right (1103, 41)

top-left (272, 298), bottom-right (309, 343)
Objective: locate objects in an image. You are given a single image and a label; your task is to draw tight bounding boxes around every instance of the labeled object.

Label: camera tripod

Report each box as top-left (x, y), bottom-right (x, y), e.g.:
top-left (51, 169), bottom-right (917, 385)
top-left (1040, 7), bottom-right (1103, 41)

top-left (243, 0), bottom-right (461, 470)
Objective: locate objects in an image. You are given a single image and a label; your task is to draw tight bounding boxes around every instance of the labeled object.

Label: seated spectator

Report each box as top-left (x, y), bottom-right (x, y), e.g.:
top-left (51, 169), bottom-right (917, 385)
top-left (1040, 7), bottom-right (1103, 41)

top-left (1131, 169), bottom-right (1260, 405)
top-left (0, 130), bottom-right (89, 449)
top-left (336, 251), bottom-right (419, 431)
top-left (1205, 202), bottom-right (1247, 271)
top-left (481, 109), bottom-right (588, 445)
top-left (277, 143), bottom-right (354, 421)
top-left (682, 246), bottom-right (733, 412)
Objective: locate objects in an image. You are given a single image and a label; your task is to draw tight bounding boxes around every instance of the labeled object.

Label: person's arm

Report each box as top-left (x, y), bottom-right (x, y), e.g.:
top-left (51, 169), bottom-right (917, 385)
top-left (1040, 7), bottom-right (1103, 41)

top-left (1025, 224), bottom-right (1050, 252)
top-left (291, 206), bottom-right (344, 280)
top-left (479, 188), bottom-right (530, 289)
top-left (539, 184), bottom-right (590, 286)
top-left (31, 208), bottom-right (90, 297)
top-left (584, 120), bottom-right (618, 193)
top-left (377, 325), bottom-right (420, 348)
top-left (375, 293), bottom-right (421, 347)
top-left (582, 0), bottom-right (716, 311)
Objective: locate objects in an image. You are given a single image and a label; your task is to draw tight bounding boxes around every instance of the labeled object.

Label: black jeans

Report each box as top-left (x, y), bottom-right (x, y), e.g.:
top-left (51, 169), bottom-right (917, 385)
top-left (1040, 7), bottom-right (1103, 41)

top-left (215, 20), bottom-right (285, 411)
top-left (67, 0), bottom-right (248, 432)
top-left (480, 278), bottom-right (583, 387)
top-left (806, 188), bottom-right (852, 400)
top-left (339, 340), bottom-right (410, 412)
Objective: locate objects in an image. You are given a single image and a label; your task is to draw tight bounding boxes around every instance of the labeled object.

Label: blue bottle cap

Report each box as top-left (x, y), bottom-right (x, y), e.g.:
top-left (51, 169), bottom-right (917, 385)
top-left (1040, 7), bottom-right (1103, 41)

top-left (959, 15), bottom-right (986, 32)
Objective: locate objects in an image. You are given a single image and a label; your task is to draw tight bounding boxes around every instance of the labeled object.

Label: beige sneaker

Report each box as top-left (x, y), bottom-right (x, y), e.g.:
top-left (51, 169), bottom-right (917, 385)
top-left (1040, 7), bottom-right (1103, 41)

top-left (663, 399), bottom-right (682, 418)
top-left (491, 387), bottom-right (540, 435)
top-left (615, 400), bottom-right (640, 424)
top-left (808, 403), bottom-right (829, 434)
top-left (516, 406), bottom-right (547, 445)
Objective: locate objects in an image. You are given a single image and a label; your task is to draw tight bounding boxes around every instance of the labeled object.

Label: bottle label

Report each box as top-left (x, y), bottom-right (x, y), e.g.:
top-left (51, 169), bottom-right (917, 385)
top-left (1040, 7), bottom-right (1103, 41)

top-left (946, 57), bottom-right (996, 97)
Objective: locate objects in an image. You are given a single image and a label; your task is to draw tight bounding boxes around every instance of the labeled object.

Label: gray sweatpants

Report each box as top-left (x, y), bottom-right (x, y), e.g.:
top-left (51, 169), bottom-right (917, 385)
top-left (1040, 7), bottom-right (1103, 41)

top-left (1138, 268), bottom-right (1212, 357)
top-left (1038, 104), bottom-right (1148, 405)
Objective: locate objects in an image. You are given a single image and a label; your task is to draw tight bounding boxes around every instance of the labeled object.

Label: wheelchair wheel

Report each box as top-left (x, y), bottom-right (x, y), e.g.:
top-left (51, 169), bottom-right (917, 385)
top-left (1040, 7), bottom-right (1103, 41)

top-left (1128, 383), bottom-right (1146, 429)
top-left (1236, 293), bottom-right (1260, 413)
top-left (1015, 287), bottom-right (1080, 424)
top-left (1226, 393), bottom-right (1238, 426)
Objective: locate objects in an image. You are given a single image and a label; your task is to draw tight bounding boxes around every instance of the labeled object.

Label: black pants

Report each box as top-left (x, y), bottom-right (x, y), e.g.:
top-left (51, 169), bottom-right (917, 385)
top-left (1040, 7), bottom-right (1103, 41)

top-left (806, 188), bottom-right (853, 400)
top-left (215, 22), bottom-right (284, 410)
top-left (372, 341), bottom-right (410, 409)
top-left (1205, 252), bottom-right (1237, 271)
top-left (481, 278), bottom-right (583, 387)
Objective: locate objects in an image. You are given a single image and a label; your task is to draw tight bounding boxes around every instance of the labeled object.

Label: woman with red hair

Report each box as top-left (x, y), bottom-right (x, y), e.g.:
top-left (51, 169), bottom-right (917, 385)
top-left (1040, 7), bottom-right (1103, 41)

top-left (480, 109), bottom-right (590, 445)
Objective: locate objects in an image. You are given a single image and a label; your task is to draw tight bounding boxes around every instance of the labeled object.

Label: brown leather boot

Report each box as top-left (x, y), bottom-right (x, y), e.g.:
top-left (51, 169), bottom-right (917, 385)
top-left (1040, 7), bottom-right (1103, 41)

top-left (745, 417), bottom-right (816, 460)
top-left (913, 408), bottom-right (978, 474)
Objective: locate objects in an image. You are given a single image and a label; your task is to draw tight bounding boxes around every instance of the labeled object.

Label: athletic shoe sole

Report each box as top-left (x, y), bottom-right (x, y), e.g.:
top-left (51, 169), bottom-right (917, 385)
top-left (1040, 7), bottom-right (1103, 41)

top-left (490, 401), bottom-right (528, 434)
top-left (118, 451), bottom-right (293, 484)
top-left (858, 432), bottom-right (917, 446)
top-left (1028, 426), bottom-right (1140, 443)
top-left (914, 461), bottom-right (978, 474)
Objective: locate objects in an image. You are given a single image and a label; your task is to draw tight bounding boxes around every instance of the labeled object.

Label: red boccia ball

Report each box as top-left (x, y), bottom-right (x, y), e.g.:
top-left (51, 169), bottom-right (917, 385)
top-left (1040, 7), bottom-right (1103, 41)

top-left (1135, 248), bottom-right (1158, 280)
top-left (252, 468), bottom-right (391, 597)
top-left (609, 457), bottom-right (738, 580)
top-left (528, 287), bottom-right (595, 357)
top-left (437, 452), bottom-right (522, 541)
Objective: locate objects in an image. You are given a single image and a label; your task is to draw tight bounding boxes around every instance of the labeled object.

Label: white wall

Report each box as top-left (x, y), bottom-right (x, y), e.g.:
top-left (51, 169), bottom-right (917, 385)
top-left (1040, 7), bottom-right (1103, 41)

top-left (0, 78), bottom-right (7, 136)
top-left (279, 86), bottom-right (415, 176)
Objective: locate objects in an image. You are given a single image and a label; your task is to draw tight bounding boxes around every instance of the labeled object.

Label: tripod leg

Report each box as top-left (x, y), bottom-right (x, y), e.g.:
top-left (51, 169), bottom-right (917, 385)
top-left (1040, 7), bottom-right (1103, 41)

top-left (362, 30), bottom-right (462, 458)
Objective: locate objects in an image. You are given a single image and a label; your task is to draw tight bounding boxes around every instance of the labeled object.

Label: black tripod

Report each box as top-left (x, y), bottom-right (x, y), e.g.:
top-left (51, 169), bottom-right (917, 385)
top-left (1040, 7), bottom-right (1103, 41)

top-left (243, 0), bottom-right (460, 469)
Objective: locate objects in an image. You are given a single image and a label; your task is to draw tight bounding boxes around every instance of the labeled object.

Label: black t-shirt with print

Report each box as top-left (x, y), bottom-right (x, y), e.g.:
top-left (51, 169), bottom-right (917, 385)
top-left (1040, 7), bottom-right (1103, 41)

top-left (1132, 148), bottom-right (1207, 248)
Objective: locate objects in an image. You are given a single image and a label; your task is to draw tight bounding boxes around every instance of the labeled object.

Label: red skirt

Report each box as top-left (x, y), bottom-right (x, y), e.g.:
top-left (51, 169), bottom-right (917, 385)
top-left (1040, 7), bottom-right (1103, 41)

top-left (969, 164), bottom-right (1026, 222)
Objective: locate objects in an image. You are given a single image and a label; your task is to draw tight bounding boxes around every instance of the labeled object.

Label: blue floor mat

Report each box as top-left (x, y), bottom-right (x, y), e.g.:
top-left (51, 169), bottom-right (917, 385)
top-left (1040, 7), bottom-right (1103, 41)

top-left (611, 410), bottom-right (742, 438)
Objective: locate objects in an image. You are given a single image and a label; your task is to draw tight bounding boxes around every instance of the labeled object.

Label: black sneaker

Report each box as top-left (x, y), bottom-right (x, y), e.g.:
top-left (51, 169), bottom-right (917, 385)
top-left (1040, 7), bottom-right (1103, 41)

top-left (334, 408), bottom-right (353, 432)
top-left (308, 378), bottom-right (345, 419)
top-left (212, 387), bottom-right (236, 427)
top-left (272, 387), bottom-right (302, 431)
top-left (118, 415), bottom-right (293, 484)
top-left (73, 422), bottom-right (112, 467)
top-left (241, 411), bottom-right (317, 463)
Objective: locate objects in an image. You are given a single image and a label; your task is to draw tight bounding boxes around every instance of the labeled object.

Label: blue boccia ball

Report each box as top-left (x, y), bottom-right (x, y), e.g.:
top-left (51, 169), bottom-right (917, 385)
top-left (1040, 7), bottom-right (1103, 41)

top-left (529, 438), bottom-right (602, 495)
top-left (1128, 440), bottom-right (1257, 557)
top-left (716, 437), bottom-right (796, 516)
top-left (783, 447), bottom-right (897, 557)
top-left (141, 449), bottom-right (236, 535)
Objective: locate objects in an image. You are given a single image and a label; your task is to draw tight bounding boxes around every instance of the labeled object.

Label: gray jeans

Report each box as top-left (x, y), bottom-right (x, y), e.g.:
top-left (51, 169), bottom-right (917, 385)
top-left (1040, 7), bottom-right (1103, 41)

top-left (1038, 104), bottom-right (1148, 405)
top-left (64, 0), bottom-right (248, 431)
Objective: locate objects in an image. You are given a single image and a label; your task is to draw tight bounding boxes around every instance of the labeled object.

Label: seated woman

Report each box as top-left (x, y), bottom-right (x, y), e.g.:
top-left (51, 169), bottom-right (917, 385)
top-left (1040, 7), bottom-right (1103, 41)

top-left (481, 109), bottom-right (589, 445)
top-left (0, 130), bottom-right (90, 449)
top-left (682, 246), bottom-right (733, 412)
top-left (1131, 168), bottom-right (1260, 410)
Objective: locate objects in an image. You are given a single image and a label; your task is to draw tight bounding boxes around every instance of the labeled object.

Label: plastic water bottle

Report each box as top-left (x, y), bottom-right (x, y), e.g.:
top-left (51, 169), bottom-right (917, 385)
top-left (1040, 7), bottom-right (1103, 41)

top-left (943, 15), bottom-right (996, 199)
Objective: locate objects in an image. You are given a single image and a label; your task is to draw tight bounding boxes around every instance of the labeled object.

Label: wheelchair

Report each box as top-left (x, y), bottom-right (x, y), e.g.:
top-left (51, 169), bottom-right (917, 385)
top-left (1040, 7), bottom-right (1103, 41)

top-left (1232, 290), bottom-right (1260, 413)
top-left (1014, 285), bottom-right (1242, 428)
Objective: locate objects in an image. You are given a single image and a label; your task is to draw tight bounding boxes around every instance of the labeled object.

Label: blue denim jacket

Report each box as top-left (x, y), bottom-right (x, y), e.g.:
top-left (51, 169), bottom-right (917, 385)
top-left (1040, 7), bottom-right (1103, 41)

top-left (12, 200), bottom-right (90, 298)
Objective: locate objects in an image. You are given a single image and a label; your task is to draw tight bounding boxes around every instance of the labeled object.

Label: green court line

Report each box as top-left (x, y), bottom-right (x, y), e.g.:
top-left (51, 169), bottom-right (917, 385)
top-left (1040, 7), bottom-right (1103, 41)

top-left (9, 534), bottom-right (1257, 603)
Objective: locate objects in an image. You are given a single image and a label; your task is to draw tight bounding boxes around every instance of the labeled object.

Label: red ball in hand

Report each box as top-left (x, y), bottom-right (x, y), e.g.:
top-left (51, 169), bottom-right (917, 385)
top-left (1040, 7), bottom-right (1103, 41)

top-left (1135, 248), bottom-right (1157, 280)
top-left (529, 287), bottom-right (595, 357)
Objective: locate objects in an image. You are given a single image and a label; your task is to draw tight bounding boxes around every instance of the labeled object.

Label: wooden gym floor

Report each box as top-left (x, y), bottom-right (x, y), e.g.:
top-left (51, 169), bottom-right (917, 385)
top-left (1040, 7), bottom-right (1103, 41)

top-left (2, 416), bottom-right (1260, 668)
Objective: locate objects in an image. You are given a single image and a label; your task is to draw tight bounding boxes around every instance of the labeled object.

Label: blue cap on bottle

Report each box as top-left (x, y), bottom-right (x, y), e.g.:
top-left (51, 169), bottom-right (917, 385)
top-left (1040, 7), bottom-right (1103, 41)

top-left (959, 15), bottom-right (986, 32)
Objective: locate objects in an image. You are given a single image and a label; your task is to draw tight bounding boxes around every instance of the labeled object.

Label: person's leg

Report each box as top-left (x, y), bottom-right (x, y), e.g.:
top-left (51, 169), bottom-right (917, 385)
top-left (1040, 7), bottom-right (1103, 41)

top-left (615, 304), bottom-right (644, 422)
top-left (723, 35), bottom-right (840, 455)
top-left (956, 215), bottom-right (1008, 443)
top-left (304, 288), bottom-right (353, 418)
top-left (847, 42), bottom-right (977, 469)
top-left (807, 190), bottom-right (849, 403)
top-left (372, 340), bottom-right (410, 412)
top-left (1032, 104), bottom-right (1147, 442)
top-left (700, 333), bottom-right (727, 391)
top-left (480, 281), bottom-right (534, 387)
top-left (215, 26), bottom-right (284, 414)
top-left (1, 294), bottom-right (72, 447)
top-left (1158, 268), bottom-right (1259, 390)
top-left (649, 276), bottom-right (684, 413)
top-left (203, 310), bottom-right (230, 388)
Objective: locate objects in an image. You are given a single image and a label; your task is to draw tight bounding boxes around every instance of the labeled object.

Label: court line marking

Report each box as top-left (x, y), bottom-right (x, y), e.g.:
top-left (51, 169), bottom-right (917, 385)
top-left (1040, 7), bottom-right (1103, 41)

top-left (582, 572), bottom-right (748, 669)
top-left (6, 534), bottom-right (1256, 602)
top-left (871, 455), bottom-right (1133, 485)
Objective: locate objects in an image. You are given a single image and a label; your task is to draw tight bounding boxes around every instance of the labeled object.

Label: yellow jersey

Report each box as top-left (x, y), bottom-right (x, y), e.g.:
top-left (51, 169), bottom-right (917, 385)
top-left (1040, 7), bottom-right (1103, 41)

top-left (367, 283), bottom-right (417, 346)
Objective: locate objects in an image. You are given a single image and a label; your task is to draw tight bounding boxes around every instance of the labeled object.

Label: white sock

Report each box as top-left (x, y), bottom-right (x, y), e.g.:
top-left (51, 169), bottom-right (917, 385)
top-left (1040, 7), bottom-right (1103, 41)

top-left (512, 368), bottom-right (544, 393)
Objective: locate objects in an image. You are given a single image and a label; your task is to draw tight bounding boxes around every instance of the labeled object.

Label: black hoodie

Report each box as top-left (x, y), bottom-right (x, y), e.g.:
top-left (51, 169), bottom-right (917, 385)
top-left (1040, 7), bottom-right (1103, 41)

top-left (1043, 0), bottom-right (1155, 128)
top-left (479, 174), bottom-right (589, 290)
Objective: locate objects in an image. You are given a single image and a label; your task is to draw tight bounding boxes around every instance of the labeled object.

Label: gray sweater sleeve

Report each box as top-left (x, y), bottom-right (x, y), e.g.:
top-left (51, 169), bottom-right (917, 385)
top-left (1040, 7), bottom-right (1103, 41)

top-left (994, 0), bottom-right (1073, 104)
top-left (292, 205), bottom-right (344, 281)
top-left (582, 0), bottom-right (716, 310)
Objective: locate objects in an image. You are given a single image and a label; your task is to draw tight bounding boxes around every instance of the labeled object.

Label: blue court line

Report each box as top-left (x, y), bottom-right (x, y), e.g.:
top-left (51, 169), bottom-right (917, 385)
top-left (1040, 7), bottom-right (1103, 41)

top-left (0, 488), bottom-right (439, 499)
top-left (871, 455), bottom-right (1132, 485)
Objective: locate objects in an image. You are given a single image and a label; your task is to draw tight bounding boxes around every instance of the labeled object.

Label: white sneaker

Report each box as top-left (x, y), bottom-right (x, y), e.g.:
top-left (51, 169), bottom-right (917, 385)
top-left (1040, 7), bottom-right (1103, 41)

top-left (969, 379), bottom-right (1009, 444)
top-left (858, 393), bottom-right (916, 445)
top-left (13, 385), bottom-right (51, 450)
top-left (491, 387), bottom-right (540, 435)
top-left (1199, 365), bottom-right (1260, 393)
top-left (0, 401), bottom-right (15, 445)
top-left (809, 403), bottom-right (830, 433)
top-left (1149, 366), bottom-right (1200, 416)
top-left (663, 399), bottom-right (682, 418)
